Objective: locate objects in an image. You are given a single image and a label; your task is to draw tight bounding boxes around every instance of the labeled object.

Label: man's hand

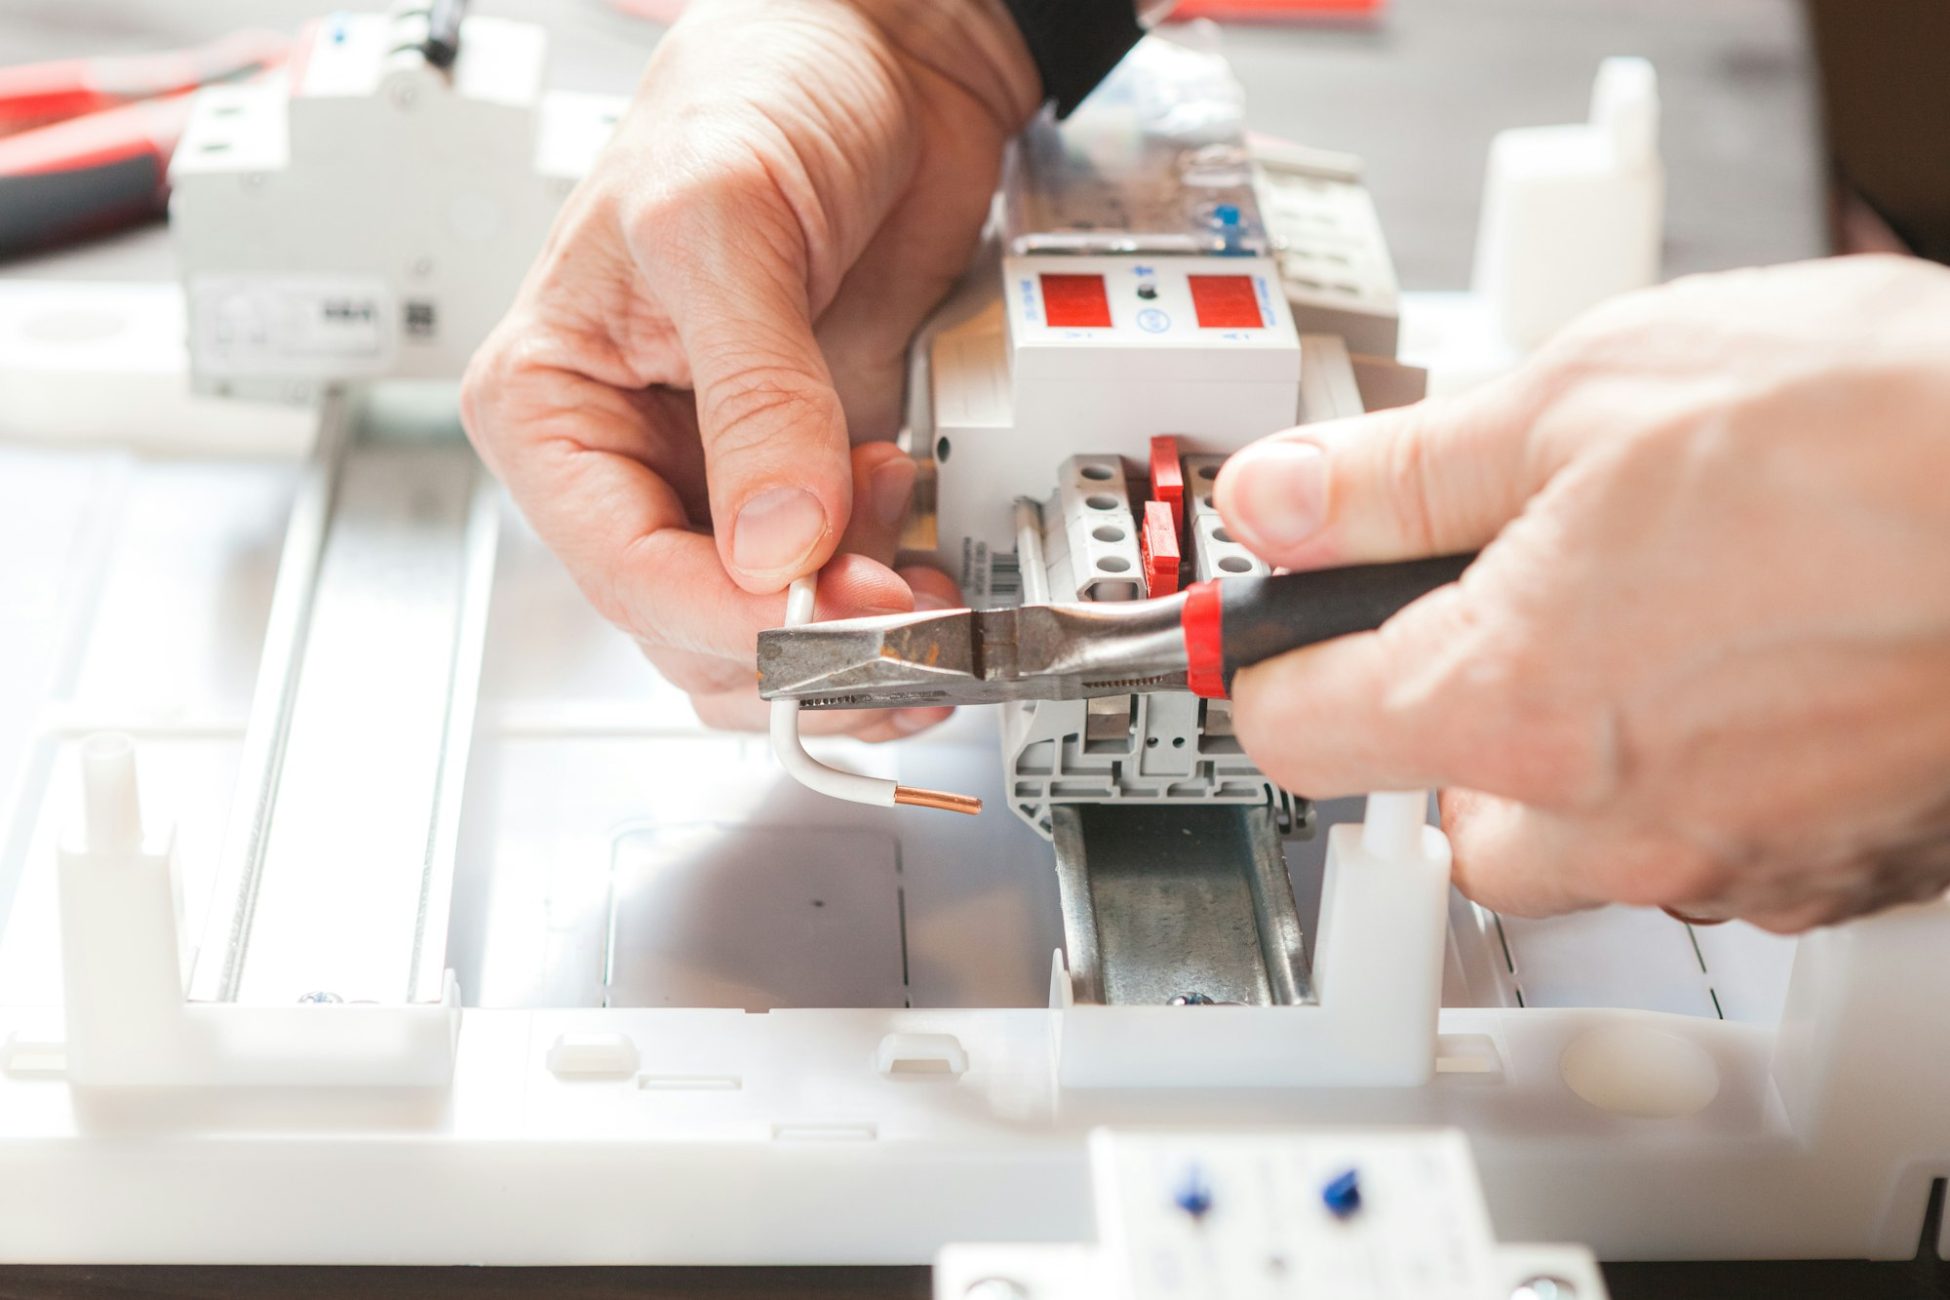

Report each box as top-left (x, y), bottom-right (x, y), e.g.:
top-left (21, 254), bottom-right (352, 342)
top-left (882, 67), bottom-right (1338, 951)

top-left (461, 0), bottom-right (1038, 739)
top-left (1215, 255), bottom-right (1950, 931)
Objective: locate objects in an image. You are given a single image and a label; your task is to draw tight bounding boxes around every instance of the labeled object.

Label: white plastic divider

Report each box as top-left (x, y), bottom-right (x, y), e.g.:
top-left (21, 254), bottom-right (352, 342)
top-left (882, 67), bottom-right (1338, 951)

top-left (1055, 790), bottom-right (1451, 1088)
top-left (49, 733), bottom-right (458, 1088)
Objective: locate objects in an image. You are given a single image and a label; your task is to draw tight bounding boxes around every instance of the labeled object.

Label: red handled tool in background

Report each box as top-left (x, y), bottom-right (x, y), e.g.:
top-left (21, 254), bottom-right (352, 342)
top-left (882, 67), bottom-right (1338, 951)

top-left (0, 29), bottom-right (288, 259)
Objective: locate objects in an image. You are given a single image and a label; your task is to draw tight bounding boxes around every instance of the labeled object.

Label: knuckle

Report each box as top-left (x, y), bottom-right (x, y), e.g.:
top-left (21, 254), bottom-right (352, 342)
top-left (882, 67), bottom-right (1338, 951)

top-left (621, 154), bottom-right (792, 271)
top-left (572, 570), bottom-right (636, 636)
top-left (701, 367), bottom-right (841, 458)
top-left (1447, 641), bottom-right (1617, 809)
top-left (457, 337), bottom-right (507, 438)
top-left (1621, 849), bottom-right (1732, 911)
top-left (688, 692), bottom-right (735, 731)
top-left (1379, 414), bottom-right (1440, 553)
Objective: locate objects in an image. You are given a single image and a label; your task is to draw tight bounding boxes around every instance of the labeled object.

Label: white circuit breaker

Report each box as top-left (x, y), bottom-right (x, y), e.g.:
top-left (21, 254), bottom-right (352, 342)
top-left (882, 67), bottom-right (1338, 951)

top-left (169, 5), bottom-right (622, 400)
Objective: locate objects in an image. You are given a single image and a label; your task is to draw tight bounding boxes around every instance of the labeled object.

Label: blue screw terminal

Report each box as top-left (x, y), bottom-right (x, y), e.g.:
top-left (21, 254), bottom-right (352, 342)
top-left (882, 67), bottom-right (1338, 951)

top-left (1174, 1165), bottom-right (1214, 1221)
top-left (1321, 1168), bottom-right (1362, 1220)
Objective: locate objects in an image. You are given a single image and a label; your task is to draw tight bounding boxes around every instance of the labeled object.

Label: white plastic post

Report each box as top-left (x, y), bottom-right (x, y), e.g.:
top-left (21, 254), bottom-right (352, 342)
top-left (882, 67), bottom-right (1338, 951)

top-left (58, 733), bottom-right (191, 1084)
top-left (55, 733), bottom-right (462, 1089)
top-left (1472, 56), bottom-right (1663, 350)
top-left (1304, 789), bottom-right (1451, 1085)
top-left (1359, 789), bottom-right (1427, 861)
top-left (78, 733), bottom-right (143, 852)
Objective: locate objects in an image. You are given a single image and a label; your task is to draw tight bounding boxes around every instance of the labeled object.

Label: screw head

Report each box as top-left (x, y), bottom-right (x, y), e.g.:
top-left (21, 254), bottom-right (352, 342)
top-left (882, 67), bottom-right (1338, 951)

top-left (1512, 1278), bottom-right (1578, 1300)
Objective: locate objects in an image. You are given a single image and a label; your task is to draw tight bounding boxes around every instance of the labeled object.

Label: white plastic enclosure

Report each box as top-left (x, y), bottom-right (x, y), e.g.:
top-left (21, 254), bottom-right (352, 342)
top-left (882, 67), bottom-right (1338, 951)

top-left (0, 23), bottom-right (1945, 1273)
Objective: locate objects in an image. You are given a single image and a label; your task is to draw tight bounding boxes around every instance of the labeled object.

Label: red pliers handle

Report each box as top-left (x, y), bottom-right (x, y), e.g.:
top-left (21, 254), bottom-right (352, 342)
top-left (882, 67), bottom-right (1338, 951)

top-left (0, 29), bottom-right (288, 259)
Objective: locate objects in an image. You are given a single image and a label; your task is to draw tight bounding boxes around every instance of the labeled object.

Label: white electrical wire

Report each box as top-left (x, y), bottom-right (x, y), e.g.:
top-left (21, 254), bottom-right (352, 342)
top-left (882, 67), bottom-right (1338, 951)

top-left (768, 576), bottom-right (981, 815)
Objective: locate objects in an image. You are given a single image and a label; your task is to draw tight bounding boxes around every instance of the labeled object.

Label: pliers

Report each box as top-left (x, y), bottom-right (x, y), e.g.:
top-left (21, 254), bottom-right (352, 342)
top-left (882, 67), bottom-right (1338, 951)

top-left (757, 553), bottom-right (1474, 710)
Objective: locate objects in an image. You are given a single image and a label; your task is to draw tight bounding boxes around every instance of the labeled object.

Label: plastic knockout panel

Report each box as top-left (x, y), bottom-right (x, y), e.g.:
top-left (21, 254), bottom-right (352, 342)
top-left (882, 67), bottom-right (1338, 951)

top-left (934, 1129), bottom-right (1607, 1300)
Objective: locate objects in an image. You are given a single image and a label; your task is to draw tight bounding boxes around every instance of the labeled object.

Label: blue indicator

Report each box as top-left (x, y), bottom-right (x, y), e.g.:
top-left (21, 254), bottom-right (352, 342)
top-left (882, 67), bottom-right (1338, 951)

top-left (1174, 1165), bottom-right (1214, 1220)
top-left (1214, 203), bottom-right (1241, 227)
top-left (1321, 1168), bottom-right (1362, 1220)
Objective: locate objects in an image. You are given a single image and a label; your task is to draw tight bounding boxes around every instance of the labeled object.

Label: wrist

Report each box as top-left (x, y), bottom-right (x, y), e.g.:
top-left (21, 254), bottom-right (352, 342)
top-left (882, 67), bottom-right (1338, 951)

top-left (851, 0), bottom-right (1042, 131)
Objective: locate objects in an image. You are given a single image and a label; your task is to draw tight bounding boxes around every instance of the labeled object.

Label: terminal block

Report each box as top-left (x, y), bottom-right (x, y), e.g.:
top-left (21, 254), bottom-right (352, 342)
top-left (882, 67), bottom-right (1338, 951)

top-left (997, 446), bottom-right (1308, 843)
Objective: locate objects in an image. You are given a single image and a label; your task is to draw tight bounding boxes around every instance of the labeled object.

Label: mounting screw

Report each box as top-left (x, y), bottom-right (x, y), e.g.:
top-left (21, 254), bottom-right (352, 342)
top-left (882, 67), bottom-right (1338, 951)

top-left (1168, 992), bottom-right (1215, 1006)
top-left (296, 991), bottom-right (342, 1004)
top-left (1511, 1278), bottom-right (1578, 1300)
top-left (963, 1280), bottom-right (1028, 1300)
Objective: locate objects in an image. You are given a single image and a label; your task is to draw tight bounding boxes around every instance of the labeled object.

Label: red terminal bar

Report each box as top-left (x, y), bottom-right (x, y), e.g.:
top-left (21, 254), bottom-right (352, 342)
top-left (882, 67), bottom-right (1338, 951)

top-left (1140, 501), bottom-right (1181, 599)
top-left (1148, 435), bottom-right (1185, 535)
top-left (1039, 273), bottom-right (1112, 328)
top-left (1188, 274), bottom-right (1264, 329)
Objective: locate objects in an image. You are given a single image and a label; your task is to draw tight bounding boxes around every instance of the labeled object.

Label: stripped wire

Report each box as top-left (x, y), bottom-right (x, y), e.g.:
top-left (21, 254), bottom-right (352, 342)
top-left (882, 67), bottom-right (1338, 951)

top-left (767, 575), bottom-right (982, 815)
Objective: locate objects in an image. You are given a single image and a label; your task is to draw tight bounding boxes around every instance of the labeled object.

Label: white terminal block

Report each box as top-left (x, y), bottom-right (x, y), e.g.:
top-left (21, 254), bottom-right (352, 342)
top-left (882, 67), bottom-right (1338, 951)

top-left (1183, 454), bottom-right (1268, 581)
top-left (1043, 455), bottom-right (1146, 602)
top-left (936, 1129), bottom-right (1607, 1300)
top-left (1472, 56), bottom-right (1663, 350)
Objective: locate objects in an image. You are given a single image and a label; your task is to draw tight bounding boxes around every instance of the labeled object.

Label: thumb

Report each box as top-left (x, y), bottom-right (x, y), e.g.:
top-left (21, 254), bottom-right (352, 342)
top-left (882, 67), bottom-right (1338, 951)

top-left (1213, 378), bottom-right (1547, 572)
top-left (666, 188), bottom-right (854, 595)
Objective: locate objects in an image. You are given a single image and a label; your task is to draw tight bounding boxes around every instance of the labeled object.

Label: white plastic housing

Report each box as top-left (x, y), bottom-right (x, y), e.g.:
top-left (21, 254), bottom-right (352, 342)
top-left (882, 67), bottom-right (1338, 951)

top-left (932, 253), bottom-right (1301, 571)
top-left (169, 8), bottom-right (621, 398)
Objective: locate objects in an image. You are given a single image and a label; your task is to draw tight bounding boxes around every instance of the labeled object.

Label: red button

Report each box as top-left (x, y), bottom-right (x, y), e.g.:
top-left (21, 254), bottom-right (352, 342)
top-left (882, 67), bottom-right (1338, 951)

top-left (1040, 274), bottom-right (1112, 328)
top-left (1189, 275), bottom-right (1263, 329)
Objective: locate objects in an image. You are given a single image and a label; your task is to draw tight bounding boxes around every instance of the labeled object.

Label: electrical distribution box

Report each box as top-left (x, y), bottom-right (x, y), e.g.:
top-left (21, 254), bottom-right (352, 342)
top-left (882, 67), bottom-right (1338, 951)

top-left (0, 15), bottom-right (1945, 1279)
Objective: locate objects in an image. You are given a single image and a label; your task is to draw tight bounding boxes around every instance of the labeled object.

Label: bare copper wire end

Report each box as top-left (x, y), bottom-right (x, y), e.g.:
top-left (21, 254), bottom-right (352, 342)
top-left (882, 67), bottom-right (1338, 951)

top-left (893, 786), bottom-right (984, 816)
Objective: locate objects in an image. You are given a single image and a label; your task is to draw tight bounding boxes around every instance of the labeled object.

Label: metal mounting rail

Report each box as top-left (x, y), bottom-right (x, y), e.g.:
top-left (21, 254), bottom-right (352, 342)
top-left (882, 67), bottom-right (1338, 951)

top-left (189, 385), bottom-right (498, 1006)
top-left (1051, 802), bottom-right (1313, 1007)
